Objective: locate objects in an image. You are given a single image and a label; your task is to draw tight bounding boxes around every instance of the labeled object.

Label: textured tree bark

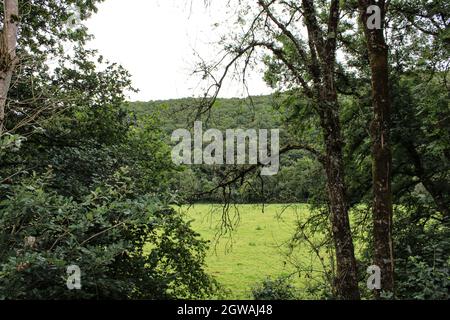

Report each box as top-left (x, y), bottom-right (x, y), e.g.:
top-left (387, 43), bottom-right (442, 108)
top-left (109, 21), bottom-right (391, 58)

top-left (258, 0), bottom-right (361, 299)
top-left (359, 0), bottom-right (395, 295)
top-left (303, 0), bottom-right (361, 299)
top-left (0, 0), bottom-right (19, 136)
top-left (321, 105), bottom-right (361, 300)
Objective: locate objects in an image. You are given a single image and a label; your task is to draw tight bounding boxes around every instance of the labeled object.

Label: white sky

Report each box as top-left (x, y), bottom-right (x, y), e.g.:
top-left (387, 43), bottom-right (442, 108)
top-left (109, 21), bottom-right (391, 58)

top-left (85, 0), bottom-right (272, 101)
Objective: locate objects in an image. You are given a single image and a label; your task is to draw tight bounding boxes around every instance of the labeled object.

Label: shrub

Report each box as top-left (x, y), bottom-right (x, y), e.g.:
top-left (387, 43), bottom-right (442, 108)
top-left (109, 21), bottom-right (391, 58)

top-left (396, 256), bottom-right (449, 300)
top-left (0, 171), bottom-right (216, 299)
top-left (251, 276), bottom-right (298, 300)
top-left (388, 204), bottom-right (449, 300)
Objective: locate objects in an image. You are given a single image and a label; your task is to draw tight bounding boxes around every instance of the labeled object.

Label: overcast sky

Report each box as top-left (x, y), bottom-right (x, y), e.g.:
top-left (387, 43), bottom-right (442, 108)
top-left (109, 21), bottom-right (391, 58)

top-left (85, 0), bottom-right (272, 101)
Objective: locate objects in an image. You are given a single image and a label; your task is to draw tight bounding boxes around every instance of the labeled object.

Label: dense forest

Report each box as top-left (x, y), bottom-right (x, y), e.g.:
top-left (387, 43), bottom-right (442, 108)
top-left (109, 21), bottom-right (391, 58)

top-left (0, 0), bottom-right (449, 301)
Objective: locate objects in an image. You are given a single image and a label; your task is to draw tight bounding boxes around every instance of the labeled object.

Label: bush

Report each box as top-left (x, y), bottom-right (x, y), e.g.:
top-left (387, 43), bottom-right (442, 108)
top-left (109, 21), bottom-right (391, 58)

top-left (389, 203), bottom-right (449, 300)
top-left (396, 256), bottom-right (449, 300)
top-left (251, 276), bottom-right (298, 300)
top-left (0, 171), bottom-right (216, 299)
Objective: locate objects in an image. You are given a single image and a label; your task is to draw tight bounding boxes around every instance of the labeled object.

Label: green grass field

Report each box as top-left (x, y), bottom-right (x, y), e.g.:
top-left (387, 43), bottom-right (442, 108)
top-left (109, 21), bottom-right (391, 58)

top-left (177, 204), bottom-right (326, 299)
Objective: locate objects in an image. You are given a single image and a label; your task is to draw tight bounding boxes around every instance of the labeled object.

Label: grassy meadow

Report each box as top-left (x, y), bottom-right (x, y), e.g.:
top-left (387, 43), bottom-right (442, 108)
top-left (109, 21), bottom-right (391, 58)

top-left (176, 204), bottom-right (328, 299)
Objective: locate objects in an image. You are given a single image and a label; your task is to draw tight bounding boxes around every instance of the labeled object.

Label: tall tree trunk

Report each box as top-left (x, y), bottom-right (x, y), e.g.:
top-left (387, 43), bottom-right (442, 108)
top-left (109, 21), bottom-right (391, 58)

top-left (259, 0), bottom-right (361, 299)
top-left (304, 0), bottom-right (361, 299)
top-left (321, 37), bottom-right (360, 299)
top-left (321, 105), bottom-right (361, 300)
top-left (359, 0), bottom-right (395, 295)
top-left (0, 0), bottom-right (19, 136)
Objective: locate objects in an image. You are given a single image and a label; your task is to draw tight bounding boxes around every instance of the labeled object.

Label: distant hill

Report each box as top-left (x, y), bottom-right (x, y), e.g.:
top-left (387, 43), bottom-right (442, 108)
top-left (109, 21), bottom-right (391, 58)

top-left (127, 96), bottom-right (283, 134)
top-left (126, 96), bottom-right (321, 204)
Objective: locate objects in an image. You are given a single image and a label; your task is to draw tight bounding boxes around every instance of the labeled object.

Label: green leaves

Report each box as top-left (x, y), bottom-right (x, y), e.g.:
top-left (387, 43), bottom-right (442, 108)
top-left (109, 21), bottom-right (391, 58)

top-left (0, 172), bottom-right (216, 299)
top-left (397, 256), bottom-right (449, 300)
top-left (0, 133), bottom-right (26, 154)
top-left (252, 276), bottom-right (298, 300)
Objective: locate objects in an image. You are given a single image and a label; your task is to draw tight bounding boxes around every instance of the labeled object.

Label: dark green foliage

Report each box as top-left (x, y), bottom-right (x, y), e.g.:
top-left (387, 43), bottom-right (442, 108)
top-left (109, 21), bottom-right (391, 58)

top-left (392, 201), bottom-right (450, 300)
top-left (396, 256), bottom-right (449, 300)
top-left (0, 0), bottom-right (216, 300)
top-left (251, 276), bottom-right (298, 300)
top-left (0, 171), bottom-right (215, 299)
top-left (0, 72), bottom-right (215, 299)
